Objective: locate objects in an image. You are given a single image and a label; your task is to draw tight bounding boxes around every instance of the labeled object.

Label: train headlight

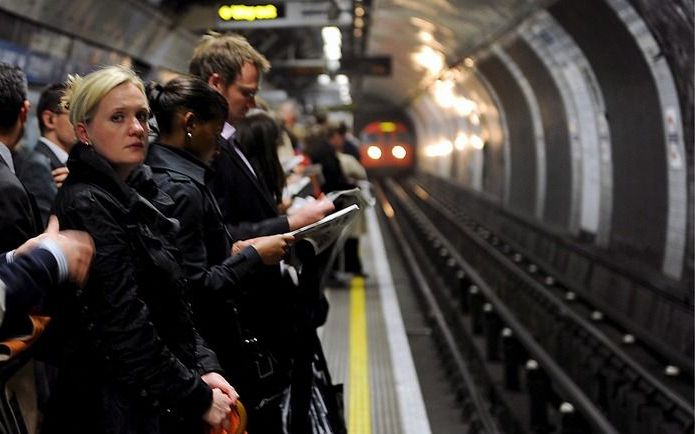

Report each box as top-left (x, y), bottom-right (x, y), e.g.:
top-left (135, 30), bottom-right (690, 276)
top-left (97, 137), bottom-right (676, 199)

top-left (392, 145), bottom-right (407, 159)
top-left (367, 146), bottom-right (382, 160)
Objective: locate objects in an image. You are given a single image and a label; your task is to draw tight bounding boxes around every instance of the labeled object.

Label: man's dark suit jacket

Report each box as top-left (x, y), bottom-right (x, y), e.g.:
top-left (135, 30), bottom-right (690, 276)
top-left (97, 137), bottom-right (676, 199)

top-left (14, 141), bottom-right (62, 226)
top-left (0, 248), bottom-right (59, 324)
top-left (210, 136), bottom-right (290, 240)
top-left (0, 159), bottom-right (43, 252)
top-left (34, 141), bottom-right (65, 171)
top-left (209, 135), bottom-right (299, 361)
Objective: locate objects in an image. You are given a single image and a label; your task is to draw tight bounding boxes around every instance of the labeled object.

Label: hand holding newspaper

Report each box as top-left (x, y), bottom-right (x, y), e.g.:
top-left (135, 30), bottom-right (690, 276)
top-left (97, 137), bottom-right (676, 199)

top-left (286, 204), bottom-right (360, 255)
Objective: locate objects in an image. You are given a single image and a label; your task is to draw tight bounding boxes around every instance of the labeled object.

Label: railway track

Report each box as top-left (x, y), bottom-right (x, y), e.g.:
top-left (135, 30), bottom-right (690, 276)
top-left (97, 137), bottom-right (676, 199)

top-left (376, 176), bottom-right (693, 433)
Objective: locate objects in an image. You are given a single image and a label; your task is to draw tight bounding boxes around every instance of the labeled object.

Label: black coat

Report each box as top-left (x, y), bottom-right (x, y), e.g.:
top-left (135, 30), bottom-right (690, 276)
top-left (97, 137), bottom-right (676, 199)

top-left (146, 143), bottom-right (262, 374)
top-left (210, 136), bottom-right (289, 240)
top-left (42, 144), bottom-right (219, 434)
top-left (0, 248), bottom-right (59, 326)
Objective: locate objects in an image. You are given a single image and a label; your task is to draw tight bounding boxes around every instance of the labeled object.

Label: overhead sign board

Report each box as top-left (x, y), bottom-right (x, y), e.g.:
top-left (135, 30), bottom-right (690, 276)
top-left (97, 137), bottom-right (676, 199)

top-left (216, 1), bottom-right (351, 28)
top-left (218, 4), bottom-right (286, 22)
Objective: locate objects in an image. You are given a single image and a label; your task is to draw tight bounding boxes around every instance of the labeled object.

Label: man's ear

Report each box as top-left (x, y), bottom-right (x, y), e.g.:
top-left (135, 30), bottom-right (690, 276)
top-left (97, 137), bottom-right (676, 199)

top-left (18, 100), bottom-right (30, 124)
top-left (75, 122), bottom-right (90, 144)
top-left (41, 110), bottom-right (55, 131)
top-left (208, 73), bottom-right (224, 93)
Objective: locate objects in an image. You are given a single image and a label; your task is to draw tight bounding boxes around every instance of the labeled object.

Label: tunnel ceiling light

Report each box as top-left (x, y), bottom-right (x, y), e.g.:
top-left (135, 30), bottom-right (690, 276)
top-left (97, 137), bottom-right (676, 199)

top-left (367, 146), bottom-right (382, 160)
top-left (317, 74), bottom-right (331, 86)
top-left (392, 145), bottom-right (407, 159)
top-left (324, 44), bottom-right (342, 60)
top-left (469, 113), bottom-right (480, 126)
top-left (354, 28), bottom-right (363, 38)
top-left (453, 96), bottom-right (476, 116)
top-left (470, 135), bottom-right (485, 150)
top-left (410, 17), bottom-right (435, 31)
top-left (336, 74), bottom-right (349, 85)
top-left (464, 57), bottom-right (475, 68)
top-left (327, 59), bottom-right (341, 71)
top-left (355, 6), bottom-right (365, 17)
top-left (455, 133), bottom-right (468, 150)
top-left (433, 79), bottom-right (456, 108)
top-left (322, 26), bottom-right (342, 45)
top-left (412, 46), bottom-right (444, 77)
top-left (418, 31), bottom-right (433, 43)
top-left (354, 17), bottom-right (364, 28)
top-left (424, 140), bottom-right (453, 157)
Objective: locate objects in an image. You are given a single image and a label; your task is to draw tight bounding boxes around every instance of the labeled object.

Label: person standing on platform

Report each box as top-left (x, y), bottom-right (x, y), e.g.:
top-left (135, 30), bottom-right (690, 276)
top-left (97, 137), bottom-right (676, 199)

top-left (327, 124), bottom-right (367, 276)
top-left (188, 32), bottom-right (334, 241)
top-left (15, 82), bottom-right (75, 226)
top-left (0, 63), bottom-right (43, 253)
top-left (42, 66), bottom-right (236, 434)
top-left (145, 77), bottom-right (293, 426)
top-left (189, 33), bottom-right (345, 433)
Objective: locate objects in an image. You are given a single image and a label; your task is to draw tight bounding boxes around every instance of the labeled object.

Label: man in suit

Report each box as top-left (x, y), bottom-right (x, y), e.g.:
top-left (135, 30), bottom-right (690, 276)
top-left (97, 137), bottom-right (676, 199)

top-left (189, 32), bottom-right (334, 240)
top-left (189, 33), bottom-right (339, 432)
top-left (15, 83), bottom-right (74, 226)
top-left (0, 63), bottom-right (43, 252)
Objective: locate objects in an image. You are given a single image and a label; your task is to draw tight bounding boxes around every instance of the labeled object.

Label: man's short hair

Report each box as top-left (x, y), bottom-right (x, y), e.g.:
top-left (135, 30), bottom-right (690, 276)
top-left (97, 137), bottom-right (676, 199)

top-left (0, 63), bottom-right (28, 131)
top-left (37, 83), bottom-right (68, 134)
top-left (189, 31), bottom-right (270, 85)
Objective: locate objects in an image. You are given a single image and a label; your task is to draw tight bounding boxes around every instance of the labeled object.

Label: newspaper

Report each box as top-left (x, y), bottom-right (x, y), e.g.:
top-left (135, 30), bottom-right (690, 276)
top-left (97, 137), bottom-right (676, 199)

top-left (326, 185), bottom-right (375, 209)
top-left (284, 176), bottom-right (312, 198)
top-left (281, 155), bottom-right (304, 175)
top-left (287, 204), bottom-right (360, 254)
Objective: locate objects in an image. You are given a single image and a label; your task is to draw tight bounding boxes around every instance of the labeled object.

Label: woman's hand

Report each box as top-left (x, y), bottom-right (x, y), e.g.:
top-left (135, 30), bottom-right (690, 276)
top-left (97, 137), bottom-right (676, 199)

top-left (202, 388), bottom-right (233, 427)
top-left (251, 234), bottom-right (295, 265)
top-left (51, 167), bottom-right (70, 188)
top-left (201, 372), bottom-right (238, 403)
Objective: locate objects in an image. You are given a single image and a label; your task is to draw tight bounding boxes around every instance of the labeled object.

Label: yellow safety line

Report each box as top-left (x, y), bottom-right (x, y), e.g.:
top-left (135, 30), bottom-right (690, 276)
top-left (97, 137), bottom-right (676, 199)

top-left (348, 276), bottom-right (372, 434)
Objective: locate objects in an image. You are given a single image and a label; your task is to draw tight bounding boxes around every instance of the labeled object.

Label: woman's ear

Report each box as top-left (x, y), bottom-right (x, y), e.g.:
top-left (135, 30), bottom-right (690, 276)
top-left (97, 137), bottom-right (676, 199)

top-left (75, 122), bottom-right (90, 144)
top-left (183, 112), bottom-right (197, 133)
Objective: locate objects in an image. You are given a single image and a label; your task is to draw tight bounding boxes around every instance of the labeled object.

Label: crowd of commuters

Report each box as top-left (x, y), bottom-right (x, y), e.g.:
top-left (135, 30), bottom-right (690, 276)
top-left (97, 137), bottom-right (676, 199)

top-left (0, 29), bottom-right (365, 434)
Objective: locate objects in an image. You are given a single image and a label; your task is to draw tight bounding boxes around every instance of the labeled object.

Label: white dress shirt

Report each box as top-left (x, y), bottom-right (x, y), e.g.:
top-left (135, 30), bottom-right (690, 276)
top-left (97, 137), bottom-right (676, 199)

top-left (0, 141), bottom-right (15, 174)
top-left (39, 137), bottom-right (69, 165)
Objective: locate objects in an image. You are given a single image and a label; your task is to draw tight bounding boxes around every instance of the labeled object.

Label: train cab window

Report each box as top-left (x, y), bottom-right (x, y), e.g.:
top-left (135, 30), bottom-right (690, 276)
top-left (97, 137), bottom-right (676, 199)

top-left (364, 133), bottom-right (380, 143)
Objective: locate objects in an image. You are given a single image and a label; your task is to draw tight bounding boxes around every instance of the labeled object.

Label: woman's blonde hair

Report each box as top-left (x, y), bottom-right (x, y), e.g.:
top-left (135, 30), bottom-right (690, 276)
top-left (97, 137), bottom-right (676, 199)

top-left (62, 66), bottom-right (146, 126)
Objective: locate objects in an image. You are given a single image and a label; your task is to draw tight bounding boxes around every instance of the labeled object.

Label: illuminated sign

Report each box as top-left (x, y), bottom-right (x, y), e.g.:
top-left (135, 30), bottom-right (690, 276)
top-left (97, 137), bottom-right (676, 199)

top-left (218, 4), bottom-right (285, 21)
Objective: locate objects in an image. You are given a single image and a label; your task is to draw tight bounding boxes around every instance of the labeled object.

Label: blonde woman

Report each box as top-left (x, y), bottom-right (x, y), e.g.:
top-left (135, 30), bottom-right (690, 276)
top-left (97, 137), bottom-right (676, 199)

top-left (42, 66), bottom-right (236, 434)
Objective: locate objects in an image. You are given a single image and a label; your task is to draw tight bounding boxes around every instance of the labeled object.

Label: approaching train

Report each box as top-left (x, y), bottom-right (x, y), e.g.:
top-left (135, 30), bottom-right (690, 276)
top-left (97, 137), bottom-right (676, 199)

top-left (359, 121), bottom-right (415, 173)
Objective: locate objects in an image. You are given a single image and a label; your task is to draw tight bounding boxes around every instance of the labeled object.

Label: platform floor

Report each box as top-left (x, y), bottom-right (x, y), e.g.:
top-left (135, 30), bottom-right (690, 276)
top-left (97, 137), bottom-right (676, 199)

top-left (319, 206), bottom-right (428, 434)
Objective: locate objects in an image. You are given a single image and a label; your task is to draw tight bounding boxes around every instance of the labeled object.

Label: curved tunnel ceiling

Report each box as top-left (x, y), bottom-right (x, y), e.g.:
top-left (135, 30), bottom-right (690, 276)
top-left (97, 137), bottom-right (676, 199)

top-left (362, 0), bottom-right (554, 108)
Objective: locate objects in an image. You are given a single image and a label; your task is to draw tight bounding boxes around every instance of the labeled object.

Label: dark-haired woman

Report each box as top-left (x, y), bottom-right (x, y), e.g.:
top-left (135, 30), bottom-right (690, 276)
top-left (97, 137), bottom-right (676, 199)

top-left (145, 77), bottom-right (294, 431)
top-left (43, 67), bottom-right (236, 434)
top-left (234, 112), bottom-right (286, 209)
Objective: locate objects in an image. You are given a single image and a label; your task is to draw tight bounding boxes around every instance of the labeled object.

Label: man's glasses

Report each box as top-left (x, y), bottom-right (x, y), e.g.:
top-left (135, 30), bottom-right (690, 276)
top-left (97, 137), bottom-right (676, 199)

top-left (236, 85), bottom-right (257, 100)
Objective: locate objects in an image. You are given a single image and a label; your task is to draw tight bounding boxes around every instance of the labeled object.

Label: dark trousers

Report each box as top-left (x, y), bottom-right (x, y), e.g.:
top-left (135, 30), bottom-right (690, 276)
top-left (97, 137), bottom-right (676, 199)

top-left (343, 237), bottom-right (362, 274)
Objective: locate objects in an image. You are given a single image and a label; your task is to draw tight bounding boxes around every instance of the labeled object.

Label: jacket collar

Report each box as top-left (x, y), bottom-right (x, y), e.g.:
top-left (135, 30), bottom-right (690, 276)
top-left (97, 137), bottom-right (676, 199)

top-left (67, 143), bottom-right (175, 213)
top-left (67, 143), bottom-right (136, 205)
top-left (147, 142), bottom-right (211, 186)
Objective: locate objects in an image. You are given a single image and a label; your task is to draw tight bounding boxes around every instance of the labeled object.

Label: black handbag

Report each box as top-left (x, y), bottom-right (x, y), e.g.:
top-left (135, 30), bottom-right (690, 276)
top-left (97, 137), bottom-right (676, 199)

top-left (232, 308), bottom-right (291, 409)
